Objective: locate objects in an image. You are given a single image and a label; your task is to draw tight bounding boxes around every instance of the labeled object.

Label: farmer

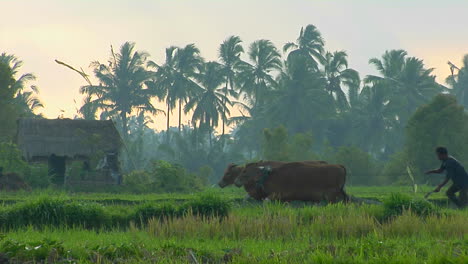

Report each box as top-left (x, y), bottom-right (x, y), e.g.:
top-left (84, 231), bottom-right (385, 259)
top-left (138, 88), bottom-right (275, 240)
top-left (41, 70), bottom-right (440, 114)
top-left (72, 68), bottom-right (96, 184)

top-left (425, 147), bottom-right (468, 208)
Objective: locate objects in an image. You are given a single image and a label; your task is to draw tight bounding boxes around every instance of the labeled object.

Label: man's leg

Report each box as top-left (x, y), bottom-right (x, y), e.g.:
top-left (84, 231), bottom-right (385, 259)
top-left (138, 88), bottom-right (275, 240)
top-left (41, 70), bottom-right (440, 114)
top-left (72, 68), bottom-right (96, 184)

top-left (446, 184), bottom-right (462, 208)
top-left (459, 187), bottom-right (468, 208)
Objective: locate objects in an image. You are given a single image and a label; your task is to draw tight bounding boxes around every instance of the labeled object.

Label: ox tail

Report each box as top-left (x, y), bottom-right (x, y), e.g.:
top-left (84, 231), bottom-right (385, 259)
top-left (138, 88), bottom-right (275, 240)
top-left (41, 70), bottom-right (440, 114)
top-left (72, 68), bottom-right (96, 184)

top-left (339, 165), bottom-right (350, 203)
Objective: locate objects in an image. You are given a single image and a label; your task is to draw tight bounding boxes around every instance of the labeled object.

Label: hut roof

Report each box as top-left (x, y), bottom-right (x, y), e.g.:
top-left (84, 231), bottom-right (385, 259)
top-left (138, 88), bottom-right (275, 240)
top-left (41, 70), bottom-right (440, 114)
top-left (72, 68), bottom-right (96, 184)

top-left (16, 118), bottom-right (122, 161)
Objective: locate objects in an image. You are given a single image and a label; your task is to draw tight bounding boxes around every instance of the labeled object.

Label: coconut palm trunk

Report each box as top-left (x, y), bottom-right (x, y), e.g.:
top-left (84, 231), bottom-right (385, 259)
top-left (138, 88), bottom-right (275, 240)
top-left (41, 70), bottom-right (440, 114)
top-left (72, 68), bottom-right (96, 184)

top-left (178, 99), bottom-right (182, 132)
top-left (166, 102), bottom-right (170, 141)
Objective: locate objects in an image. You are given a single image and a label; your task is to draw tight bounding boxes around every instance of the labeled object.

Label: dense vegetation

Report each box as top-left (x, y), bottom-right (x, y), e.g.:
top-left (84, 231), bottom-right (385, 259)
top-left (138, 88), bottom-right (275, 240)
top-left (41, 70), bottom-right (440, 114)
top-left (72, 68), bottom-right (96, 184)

top-left (0, 189), bottom-right (465, 263)
top-left (2, 24), bottom-right (468, 191)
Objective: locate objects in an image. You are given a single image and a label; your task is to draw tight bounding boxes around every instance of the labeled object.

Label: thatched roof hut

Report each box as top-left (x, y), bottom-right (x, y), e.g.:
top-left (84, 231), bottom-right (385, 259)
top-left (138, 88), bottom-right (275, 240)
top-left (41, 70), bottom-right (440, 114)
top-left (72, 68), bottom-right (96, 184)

top-left (16, 118), bottom-right (122, 162)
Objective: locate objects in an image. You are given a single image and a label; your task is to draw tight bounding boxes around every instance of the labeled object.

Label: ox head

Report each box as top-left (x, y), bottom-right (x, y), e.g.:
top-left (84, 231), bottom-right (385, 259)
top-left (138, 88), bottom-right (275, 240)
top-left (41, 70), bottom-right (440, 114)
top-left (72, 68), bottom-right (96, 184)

top-left (234, 163), bottom-right (261, 187)
top-left (218, 163), bottom-right (243, 188)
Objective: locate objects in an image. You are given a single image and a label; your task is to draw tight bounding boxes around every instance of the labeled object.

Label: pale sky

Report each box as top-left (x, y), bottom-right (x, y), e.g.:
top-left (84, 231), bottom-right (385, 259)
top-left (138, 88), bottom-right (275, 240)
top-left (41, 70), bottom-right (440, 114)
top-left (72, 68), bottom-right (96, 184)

top-left (1, 0), bottom-right (468, 131)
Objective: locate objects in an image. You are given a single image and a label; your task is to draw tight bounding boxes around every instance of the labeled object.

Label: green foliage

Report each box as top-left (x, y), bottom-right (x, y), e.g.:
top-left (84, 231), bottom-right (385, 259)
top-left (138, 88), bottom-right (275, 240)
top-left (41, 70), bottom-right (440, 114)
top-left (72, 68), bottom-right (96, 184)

top-left (1, 197), bottom-right (109, 229)
top-left (123, 160), bottom-right (207, 193)
top-left (383, 193), bottom-right (437, 220)
top-left (149, 160), bottom-right (205, 193)
top-left (0, 142), bottom-right (29, 175)
top-left (446, 55), bottom-right (468, 108)
top-left (0, 188), bottom-right (464, 263)
top-left (89, 243), bottom-right (144, 260)
top-left (262, 126), bottom-right (289, 161)
top-left (329, 146), bottom-right (380, 185)
top-left (0, 238), bottom-right (66, 263)
top-left (79, 42), bottom-right (160, 137)
top-left (133, 202), bottom-right (179, 223)
top-left (0, 192), bottom-right (231, 230)
top-left (0, 53), bottom-right (42, 136)
top-left (133, 192), bottom-right (231, 223)
top-left (184, 191), bottom-right (231, 218)
top-left (25, 164), bottom-right (50, 189)
top-left (0, 104), bottom-right (19, 142)
top-left (123, 170), bottom-right (152, 193)
top-left (380, 151), bottom-right (411, 185)
top-left (261, 126), bottom-right (316, 161)
top-left (406, 94), bottom-right (468, 183)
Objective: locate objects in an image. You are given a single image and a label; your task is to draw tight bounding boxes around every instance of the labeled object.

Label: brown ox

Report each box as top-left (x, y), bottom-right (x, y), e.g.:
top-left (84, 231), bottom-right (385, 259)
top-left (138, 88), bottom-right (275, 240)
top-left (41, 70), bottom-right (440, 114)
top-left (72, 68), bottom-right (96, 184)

top-left (217, 160), bottom-right (327, 188)
top-left (234, 162), bottom-right (347, 202)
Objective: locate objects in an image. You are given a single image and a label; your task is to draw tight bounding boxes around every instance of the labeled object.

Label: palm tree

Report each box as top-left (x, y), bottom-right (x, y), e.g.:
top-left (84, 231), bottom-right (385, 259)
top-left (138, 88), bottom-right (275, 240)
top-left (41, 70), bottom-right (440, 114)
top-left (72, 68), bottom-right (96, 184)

top-left (0, 61), bottom-right (15, 100)
top-left (0, 53), bottom-right (43, 115)
top-left (218, 36), bottom-right (244, 135)
top-left (363, 50), bottom-right (441, 155)
top-left (238, 40), bottom-right (282, 109)
top-left (185, 62), bottom-right (230, 141)
top-left (150, 46), bottom-right (178, 135)
top-left (366, 50), bottom-right (440, 123)
top-left (81, 42), bottom-right (160, 138)
top-left (367, 50), bottom-right (407, 82)
top-left (77, 95), bottom-right (98, 120)
top-left (283, 24), bottom-right (325, 71)
top-left (266, 55), bottom-right (334, 134)
top-left (14, 90), bottom-right (44, 117)
top-left (323, 51), bottom-right (360, 112)
top-left (355, 83), bottom-right (394, 155)
top-left (171, 44), bottom-right (204, 132)
top-left (446, 55), bottom-right (468, 108)
top-left (149, 44), bottom-right (203, 141)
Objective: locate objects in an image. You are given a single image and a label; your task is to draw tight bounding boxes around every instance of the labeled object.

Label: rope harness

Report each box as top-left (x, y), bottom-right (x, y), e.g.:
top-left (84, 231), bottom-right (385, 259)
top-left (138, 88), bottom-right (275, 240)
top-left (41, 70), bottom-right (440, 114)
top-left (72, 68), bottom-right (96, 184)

top-left (256, 166), bottom-right (272, 190)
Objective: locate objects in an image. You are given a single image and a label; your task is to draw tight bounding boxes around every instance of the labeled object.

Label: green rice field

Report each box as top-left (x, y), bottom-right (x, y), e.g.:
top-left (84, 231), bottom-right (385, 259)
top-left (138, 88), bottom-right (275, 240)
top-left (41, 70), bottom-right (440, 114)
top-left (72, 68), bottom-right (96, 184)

top-left (0, 186), bottom-right (466, 263)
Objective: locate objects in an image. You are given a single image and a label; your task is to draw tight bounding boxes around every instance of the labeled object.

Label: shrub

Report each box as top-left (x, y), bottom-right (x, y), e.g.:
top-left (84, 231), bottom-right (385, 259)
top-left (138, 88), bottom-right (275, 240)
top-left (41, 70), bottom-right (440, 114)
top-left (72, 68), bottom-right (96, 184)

top-left (123, 170), bottom-right (152, 193)
top-left (122, 161), bottom-right (207, 193)
top-left (0, 193), bottom-right (232, 230)
top-left (0, 142), bottom-right (29, 176)
top-left (150, 160), bottom-right (204, 193)
top-left (1, 197), bottom-right (109, 229)
top-left (383, 193), bottom-right (437, 220)
top-left (133, 192), bottom-right (231, 224)
top-left (0, 143), bottom-right (51, 189)
top-left (184, 191), bottom-right (231, 218)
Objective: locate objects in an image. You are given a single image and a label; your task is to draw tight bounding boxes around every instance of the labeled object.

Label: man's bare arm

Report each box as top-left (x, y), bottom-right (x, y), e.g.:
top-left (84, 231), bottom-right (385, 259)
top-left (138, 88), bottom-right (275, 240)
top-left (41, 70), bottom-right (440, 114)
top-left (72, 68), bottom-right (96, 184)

top-left (425, 168), bottom-right (444, 174)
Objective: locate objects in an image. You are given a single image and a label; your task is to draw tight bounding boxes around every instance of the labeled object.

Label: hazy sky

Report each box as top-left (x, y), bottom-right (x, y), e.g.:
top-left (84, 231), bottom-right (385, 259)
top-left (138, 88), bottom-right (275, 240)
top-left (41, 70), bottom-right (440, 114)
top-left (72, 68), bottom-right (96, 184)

top-left (1, 0), bottom-right (468, 130)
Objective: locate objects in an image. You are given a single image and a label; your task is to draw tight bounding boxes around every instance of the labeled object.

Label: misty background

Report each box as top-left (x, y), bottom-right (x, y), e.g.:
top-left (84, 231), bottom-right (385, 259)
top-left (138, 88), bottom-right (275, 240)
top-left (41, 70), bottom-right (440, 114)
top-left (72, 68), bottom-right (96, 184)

top-left (2, 0), bottom-right (467, 121)
top-left (2, 0), bottom-right (468, 192)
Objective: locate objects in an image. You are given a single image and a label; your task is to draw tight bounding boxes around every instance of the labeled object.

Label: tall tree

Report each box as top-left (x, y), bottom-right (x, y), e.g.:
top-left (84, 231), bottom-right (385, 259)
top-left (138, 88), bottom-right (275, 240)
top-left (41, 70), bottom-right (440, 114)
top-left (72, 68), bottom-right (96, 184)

top-left (238, 40), bottom-right (282, 109)
top-left (364, 50), bottom-right (441, 155)
top-left (218, 36), bottom-right (244, 135)
top-left (406, 94), bottom-right (468, 182)
top-left (0, 53), bottom-right (43, 116)
top-left (283, 24), bottom-right (325, 71)
top-left (352, 83), bottom-right (395, 156)
top-left (323, 51), bottom-right (360, 112)
top-left (14, 90), bottom-right (44, 117)
top-left (81, 42), bottom-right (159, 138)
top-left (150, 46), bottom-right (178, 135)
top-left (266, 55), bottom-right (334, 134)
top-left (173, 44), bottom-right (204, 132)
top-left (366, 50), bottom-right (440, 122)
top-left (0, 61), bottom-right (18, 141)
top-left (185, 61), bottom-right (230, 136)
top-left (151, 44), bottom-right (205, 135)
top-left (446, 55), bottom-right (468, 108)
